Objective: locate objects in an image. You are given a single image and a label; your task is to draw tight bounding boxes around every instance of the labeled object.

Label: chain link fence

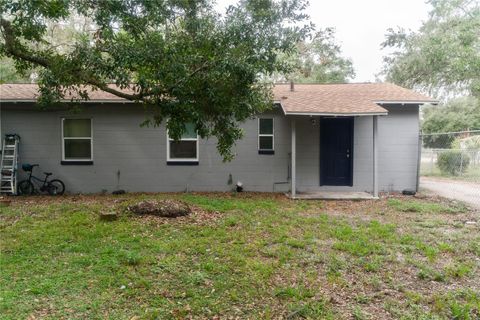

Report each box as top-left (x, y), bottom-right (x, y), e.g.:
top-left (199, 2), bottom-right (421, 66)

top-left (419, 130), bottom-right (480, 209)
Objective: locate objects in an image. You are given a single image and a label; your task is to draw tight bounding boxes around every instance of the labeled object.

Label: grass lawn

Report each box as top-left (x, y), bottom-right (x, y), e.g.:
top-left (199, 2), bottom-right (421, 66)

top-left (1, 193), bottom-right (479, 319)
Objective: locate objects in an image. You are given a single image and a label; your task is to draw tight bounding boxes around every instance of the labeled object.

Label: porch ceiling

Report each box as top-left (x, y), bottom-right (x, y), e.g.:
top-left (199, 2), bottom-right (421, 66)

top-left (273, 83), bottom-right (437, 116)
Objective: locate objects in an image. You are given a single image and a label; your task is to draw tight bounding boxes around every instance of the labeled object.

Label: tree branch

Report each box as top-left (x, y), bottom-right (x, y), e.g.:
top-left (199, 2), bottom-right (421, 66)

top-left (1, 18), bottom-right (211, 102)
top-left (1, 18), bottom-right (50, 68)
top-left (1, 18), bottom-right (149, 101)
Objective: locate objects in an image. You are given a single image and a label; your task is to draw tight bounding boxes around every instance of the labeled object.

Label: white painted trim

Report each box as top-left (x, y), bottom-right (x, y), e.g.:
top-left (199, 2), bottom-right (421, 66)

top-left (277, 102), bottom-right (287, 115)
top-left (61, 118), bottom-right (93, 162)
top-left (2, 99), bottom-right (437, 105)
top-left (258, 118), bottom-right (274, 151)
top-left (374, 100), bottom-right (438, 105)
top-left (166, 126), bottom-right (199, 162)
top-left (285, 111), bottom-right (388, 116)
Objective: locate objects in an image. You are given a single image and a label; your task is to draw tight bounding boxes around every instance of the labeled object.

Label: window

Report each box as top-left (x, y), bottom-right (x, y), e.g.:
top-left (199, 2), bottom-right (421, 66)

top-left (258, 118), bottom-right (274, 154)
top-left (62, 119), bottom-right (93, 163)
top-left (167, 123), bottom-right (199, 164)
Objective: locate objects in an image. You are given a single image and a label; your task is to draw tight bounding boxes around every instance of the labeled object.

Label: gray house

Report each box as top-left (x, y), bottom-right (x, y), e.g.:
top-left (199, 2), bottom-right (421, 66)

top-left (0, 83), bottom-right (436, 198)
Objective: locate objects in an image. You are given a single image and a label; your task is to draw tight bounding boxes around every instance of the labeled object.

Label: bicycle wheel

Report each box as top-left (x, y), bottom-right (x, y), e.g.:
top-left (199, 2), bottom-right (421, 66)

top-left (18, 180), bottom-right (34, 195)
top-left (47, 179), bottom-right (65, 196)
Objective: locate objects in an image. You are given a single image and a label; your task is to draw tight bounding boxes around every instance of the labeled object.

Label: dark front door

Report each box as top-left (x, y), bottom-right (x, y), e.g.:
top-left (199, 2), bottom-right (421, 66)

top-left (320, 117), bottom-right (354, 186)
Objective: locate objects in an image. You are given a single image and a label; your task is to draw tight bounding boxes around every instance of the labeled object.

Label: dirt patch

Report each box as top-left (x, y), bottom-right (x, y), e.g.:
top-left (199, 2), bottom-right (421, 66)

top-left (129, 205), bottom-right (221, 228)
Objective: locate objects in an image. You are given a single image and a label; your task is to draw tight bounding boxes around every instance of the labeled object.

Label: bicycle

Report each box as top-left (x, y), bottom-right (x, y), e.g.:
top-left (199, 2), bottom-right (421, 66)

top-left (18, 164), bottom-right (65, 195)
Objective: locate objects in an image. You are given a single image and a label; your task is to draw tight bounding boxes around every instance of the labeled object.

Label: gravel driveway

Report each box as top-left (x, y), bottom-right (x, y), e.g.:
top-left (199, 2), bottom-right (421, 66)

top-left (420, 177), bottom-right (480, 210)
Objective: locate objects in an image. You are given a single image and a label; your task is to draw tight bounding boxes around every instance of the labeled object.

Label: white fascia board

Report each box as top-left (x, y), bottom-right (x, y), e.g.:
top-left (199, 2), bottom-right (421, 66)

top-left (284, 111), bottom-right (388, 117)
top-left (274, 101), bottom-right (288, 115)
top-left (374, 100), bottom-right (439, 105)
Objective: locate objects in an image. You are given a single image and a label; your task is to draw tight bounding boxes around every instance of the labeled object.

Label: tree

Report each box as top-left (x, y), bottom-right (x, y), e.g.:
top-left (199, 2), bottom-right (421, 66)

top-left (277, 28), bottom-right (355, 83)
top-left (381, 0), bottom-right (480, 98)
top-left (0, 57), bottom-right (31, 83)
top-left (1, 15), bottom-right (91, 83)
top-left (0, 0), bottom-right (311, 160)
top-left (422, 97), bottom-right (480, 147)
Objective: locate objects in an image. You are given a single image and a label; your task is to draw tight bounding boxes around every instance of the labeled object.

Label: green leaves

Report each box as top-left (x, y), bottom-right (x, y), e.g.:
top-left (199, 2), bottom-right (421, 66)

top-left (381, 0), bottom-right (480, 98)
top-left (422, 97), bottom-right (480, 147)
top-left (279, 28), bottom-right (355, 84)
top-left (0, 0), bottom-right (311, 160)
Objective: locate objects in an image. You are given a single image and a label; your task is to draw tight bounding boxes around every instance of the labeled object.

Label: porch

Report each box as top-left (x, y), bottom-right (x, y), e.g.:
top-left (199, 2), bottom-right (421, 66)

top-left (273, 82), bottom-right (432, 199)
top-left (289, 114), bottom-right (381, 199)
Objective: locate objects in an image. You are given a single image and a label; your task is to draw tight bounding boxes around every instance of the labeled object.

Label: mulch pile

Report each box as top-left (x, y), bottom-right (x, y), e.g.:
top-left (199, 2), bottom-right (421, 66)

top-left (127, 199), bottom-right (192, 218)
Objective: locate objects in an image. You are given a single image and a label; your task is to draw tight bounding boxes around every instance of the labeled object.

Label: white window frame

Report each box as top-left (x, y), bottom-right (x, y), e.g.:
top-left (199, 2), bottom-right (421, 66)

top-left (61, 118), bottom-right (93, 162)
top-left (258, 118), bottom-right (274, 151)
top-left (166, 127), bottom-right (199, 162)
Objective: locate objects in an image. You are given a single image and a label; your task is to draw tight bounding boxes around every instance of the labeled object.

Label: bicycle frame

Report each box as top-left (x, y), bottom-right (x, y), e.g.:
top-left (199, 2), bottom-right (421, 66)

top-left (25, 168), bottom-right (50, 191)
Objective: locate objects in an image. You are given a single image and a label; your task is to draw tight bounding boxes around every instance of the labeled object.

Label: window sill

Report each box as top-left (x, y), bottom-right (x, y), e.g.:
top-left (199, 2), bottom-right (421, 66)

top-left (258, 150), bottom-right (275, 155)
top-left (167, 161), bottom-right (199, 166)
top-left (61, 161), bottom-right (94, 165)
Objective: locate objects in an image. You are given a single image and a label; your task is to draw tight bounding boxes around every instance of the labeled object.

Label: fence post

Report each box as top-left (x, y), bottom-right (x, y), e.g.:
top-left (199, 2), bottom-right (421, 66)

top-left (459, 151), bottom-right (464, 175)
top-left (430, 152), bottom-right (434, 174)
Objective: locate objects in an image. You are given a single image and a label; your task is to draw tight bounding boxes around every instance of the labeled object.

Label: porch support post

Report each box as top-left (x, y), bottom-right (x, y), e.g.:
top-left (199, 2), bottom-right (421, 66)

top-left (373, 115), bottom-right (379, 198)
top-left (291, 118), bottom-right (296, 198)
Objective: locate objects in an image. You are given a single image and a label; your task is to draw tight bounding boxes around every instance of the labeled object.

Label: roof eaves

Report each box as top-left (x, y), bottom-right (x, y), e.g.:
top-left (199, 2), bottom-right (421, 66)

top-left (374, 100), bottom-right (439, 105)
top-left (0, 99), bottom-right (37, 103)
top-left (273, 100), bottom-right (287, 115)
top-left (284, 111), bottom-right (388, 117)
top-left (0, 99), bottom-right (133, 103)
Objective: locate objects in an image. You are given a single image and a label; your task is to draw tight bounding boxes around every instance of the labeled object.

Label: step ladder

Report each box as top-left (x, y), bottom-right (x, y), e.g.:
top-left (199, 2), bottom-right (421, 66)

top-left (1, 134), bottom-right (20, 195)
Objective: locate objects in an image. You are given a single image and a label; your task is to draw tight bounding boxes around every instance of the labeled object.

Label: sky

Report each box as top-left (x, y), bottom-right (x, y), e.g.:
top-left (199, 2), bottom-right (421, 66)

top-left (215, 0), bottom-right (432, 82)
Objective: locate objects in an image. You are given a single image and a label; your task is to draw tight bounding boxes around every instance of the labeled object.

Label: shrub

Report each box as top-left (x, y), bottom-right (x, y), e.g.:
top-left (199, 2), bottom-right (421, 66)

top-left (437, 151), bottom-right (470, 176)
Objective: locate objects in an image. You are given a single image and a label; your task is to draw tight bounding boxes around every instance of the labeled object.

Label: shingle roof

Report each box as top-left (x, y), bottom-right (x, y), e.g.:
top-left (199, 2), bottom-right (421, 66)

top-left (1, 82), bottom-right (436, 115)
top-left (0, 83), bottom-right (130, 102)
top-left (273, 83), bottom-right (437, 116)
